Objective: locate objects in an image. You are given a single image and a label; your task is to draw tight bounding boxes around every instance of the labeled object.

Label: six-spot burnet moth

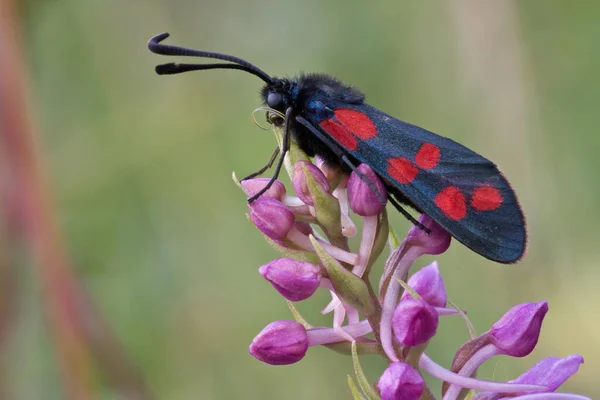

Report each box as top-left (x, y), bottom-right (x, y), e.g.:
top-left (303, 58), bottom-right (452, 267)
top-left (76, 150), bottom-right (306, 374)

top-left (147, 33), bottom-right (527, 264)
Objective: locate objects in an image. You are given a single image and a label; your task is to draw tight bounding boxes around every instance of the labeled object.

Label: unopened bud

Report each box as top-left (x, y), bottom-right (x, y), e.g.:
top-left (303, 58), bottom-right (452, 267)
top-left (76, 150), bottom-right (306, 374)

top-left (248, 197), bottom-right (295, 240)
top-left (347, 164), bottom-right (387, 216)
top-left (377, 362), bottom-right (424, 400)
top-left (292, 161), bottom-right (330, 206)
top-left (392, 298), bottom-right (439, 346)
top-left (241, 178), bottom-right (286, 200)
top-left (249, 320), bottom-right (309, 365)
top-left (259, 258), bottom-right (322, 301)
top-left (401, 261), bottom-right (447, 307)
top-left (490, 301), bottom-right (548, 357)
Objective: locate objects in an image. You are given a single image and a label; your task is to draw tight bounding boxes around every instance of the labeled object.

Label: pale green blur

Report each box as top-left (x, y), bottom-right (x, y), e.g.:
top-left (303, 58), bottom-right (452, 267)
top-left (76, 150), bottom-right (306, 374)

top-left (12, 1), bottom-right (599, 399)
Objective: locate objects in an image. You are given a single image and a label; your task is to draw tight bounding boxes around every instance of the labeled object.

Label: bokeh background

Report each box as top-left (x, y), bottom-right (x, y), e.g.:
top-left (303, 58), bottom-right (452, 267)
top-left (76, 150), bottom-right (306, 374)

top-left (1, 0), bottom-right (598, 399)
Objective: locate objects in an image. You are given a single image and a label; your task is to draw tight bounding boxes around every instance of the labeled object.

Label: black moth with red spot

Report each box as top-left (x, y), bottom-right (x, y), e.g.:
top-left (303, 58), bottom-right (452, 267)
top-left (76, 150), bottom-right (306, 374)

top-left (148, 33), bottom-right (527, 264)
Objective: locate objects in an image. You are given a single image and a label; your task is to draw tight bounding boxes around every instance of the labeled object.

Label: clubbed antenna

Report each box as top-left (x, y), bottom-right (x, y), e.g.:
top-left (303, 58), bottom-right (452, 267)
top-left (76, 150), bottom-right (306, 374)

top-left (148, 32), bottom-right (273, 84)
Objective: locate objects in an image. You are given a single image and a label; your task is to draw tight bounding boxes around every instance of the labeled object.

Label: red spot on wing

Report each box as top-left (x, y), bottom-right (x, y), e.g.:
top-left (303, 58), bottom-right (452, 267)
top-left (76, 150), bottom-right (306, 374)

top-left (471, 187), bottom-right (503, 211)
top-left (334, 109), bottom-right (377, 140)
top-left (387, 157), bottom-right (419, 184)
top-left (320, 119), bottom-right (357, 150)
top-left (415, 143), bottom-right (440, 169)
top-left (435, 186), bottom-right (467, 220)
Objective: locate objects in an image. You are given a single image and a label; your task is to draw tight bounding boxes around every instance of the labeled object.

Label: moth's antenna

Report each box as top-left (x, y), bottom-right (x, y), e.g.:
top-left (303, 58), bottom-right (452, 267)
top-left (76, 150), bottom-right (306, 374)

top-left (148, 33), bottom-right (273, 84)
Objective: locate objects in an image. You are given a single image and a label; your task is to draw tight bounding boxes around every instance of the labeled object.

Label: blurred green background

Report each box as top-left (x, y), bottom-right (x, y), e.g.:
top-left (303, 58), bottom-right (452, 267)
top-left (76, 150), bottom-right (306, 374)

top-left (6, 0), bottom-right (598, 398)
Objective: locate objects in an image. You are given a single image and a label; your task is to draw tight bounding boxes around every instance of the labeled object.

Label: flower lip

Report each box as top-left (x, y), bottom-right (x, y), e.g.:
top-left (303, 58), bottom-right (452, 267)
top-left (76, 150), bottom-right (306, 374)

top-left (259, 258), bottom-right (323, 301)
top-left (249, 320), bottom-right (309, 365)
top-left (377, 362), bottom-right (424, 400)
top-left (347, 164), bottom-right (388, 216)
top-left (510, 354), bottom-right (584, 391)
top-left (490, 301), bottom-right (548, 357)
top-left (248, 197), bottom-right (295, 240)
top-left (392, 298), bottom-right (439, 346)
top-left (473, 355), bottom-right (585, 399)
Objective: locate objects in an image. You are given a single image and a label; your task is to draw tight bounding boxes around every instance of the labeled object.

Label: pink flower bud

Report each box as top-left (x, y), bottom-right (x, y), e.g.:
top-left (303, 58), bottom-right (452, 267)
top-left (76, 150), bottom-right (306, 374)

top-left (249, 320), bottom-right (309, 365)
top-left (490, 301), bottom-right (548, 357)
top-left (392, 298), bottom-right (439, 346)
top-left (406, 214), bottom-right (451, 255)
top-left (292, 161), bottom-right (330, 206)
top-left (259, 258), bottom-right (322, 301)
top-left (347, 164), bottom-right (387, 216)
top-left (248, 197), bottom-right (294, 240)
top-left (377, 362), bottom-right (424, 400)
top-left (400, 262), bottom-right (447, 307)
top-left (241, 178), bottom-right (286, 200)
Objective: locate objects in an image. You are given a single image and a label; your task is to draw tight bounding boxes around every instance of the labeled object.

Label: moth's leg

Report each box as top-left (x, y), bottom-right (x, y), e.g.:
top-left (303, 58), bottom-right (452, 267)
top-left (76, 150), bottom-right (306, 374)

top-left (247, 108), bottom-right (292, 203)
top-left (240, 146), bottom-right (280, 181)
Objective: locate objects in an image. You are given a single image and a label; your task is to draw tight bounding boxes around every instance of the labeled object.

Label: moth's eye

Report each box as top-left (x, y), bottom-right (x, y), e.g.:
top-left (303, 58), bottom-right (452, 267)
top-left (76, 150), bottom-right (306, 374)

top-left (267, 92), bottom-right (283, 109)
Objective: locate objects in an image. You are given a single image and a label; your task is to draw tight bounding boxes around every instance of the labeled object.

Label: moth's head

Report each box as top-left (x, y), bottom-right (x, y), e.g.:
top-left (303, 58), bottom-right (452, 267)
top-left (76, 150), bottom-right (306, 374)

top-left (260, 78), bottom-right (291, 126)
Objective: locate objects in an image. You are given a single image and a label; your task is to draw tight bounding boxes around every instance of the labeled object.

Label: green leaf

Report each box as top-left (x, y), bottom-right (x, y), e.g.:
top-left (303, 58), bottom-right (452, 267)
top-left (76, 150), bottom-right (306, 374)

top-left (309, 235), bottom-right (377, 316)
top-left (302, 163), bottom-right (346, 248)
top-left (347, 375), bottom-right (365, 400)
top-left (325, 340), bottom-right (381, 355)
top-left (405, 343), bottom-right (428, 368)
top-left (395, 277), bottom-right (421, 300)
top-left (463, 389), bottom-right (475, 400)
top-left (388, 226), bottom-right (402, 250)
top-left (351, 342), bottom-right (380, 400)
top-left (447, 299), bottom-right (477, 339)
top-left (231, 171), bottom-right (244, 190)
top-left (366, 209), bottom-right (390, 273)
top-left (285, 300), bottom-right (313, 329)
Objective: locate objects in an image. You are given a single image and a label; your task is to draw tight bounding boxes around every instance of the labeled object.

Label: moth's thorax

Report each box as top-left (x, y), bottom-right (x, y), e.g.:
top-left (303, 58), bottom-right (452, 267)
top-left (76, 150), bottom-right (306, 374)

top-left (260, 73), bottom-right (366, 116)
